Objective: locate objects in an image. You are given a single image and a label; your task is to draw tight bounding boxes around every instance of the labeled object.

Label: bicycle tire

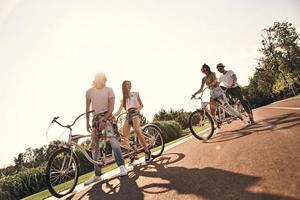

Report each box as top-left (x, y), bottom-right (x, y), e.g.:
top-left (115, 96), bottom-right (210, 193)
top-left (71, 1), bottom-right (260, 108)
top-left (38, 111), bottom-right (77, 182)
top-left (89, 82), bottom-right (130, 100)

top-left (142, 124), bottom-right (165, 158)
top-left (189, 110), bottom-right (215, 140)
top-left (46, 147), bottom-right (79, 198)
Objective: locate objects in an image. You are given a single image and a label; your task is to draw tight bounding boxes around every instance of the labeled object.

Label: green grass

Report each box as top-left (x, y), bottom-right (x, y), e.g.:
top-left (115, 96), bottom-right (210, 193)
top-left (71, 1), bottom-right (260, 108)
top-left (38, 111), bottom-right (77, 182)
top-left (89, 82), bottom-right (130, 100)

top-left (23, 126), bottom-right (209, 200)
top-left (289, 93), bottom-right (300, 99)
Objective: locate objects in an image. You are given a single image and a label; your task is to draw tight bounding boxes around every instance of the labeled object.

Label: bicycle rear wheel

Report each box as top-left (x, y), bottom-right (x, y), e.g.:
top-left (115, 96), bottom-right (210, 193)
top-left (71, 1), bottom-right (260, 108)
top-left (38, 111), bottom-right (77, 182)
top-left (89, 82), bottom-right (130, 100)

top-left (46, 148), bottom-right (79, 198)
top-left (189, 110), bottom-right (214, 140)
top-left (142, 124), bottom-right (165, 158)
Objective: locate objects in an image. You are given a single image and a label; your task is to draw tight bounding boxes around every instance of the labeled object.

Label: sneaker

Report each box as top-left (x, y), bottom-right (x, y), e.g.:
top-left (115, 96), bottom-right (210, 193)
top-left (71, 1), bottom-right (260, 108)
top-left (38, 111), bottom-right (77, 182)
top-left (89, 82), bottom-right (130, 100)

top-left (84, 176), bottom-right (102, 186)
top-left (119, 165), bottom-right (128, 176)
top-left (243, 119), bottom-right (251, 126)
top-left (145, 151), bottom-right (151, 162)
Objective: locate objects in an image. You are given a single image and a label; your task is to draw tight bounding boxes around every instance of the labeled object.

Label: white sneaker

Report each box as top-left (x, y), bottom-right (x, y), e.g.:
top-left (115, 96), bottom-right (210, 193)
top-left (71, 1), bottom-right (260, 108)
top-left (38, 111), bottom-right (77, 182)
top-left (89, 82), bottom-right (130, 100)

top-left (119, 165), bottom-right (128, 176)
top-left (243, 119), bottom-right (251, 126)
top-left (84, 176), bottom-right (102, 186)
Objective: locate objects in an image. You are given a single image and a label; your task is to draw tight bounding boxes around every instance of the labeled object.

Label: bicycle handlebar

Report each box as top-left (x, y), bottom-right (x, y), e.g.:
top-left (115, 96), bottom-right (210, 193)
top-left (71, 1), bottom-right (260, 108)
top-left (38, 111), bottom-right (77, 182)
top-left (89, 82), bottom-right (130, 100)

top-left (191, 87), bottom-right (208, 100)
top-left (51, 110), bottom-right (95, 128)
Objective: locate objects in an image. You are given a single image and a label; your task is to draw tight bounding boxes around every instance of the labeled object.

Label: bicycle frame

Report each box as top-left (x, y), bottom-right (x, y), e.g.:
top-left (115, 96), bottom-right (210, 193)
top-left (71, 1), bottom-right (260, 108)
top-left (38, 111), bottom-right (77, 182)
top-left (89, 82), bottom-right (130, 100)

top-left (193, 87), bottom-right (240, 125)
top-left (46, 111), bottom-right (164, 198)
top-left (53, 115), bottom-right (156, 168)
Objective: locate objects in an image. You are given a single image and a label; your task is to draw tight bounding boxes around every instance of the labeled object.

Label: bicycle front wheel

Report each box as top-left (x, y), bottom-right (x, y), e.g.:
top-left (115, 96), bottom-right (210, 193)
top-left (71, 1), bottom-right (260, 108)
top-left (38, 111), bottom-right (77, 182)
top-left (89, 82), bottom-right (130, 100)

top-left (46, 148), bottom-right (79, 198)
top-left (143, 124), bottom-right (165, 158)
top-left (189, 110), bottom-right (214, 140)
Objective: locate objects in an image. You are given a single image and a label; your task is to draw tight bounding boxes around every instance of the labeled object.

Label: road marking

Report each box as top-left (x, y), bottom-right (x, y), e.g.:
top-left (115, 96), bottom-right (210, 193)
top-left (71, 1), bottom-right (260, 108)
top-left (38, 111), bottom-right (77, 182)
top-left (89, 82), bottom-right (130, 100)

top-left (46, 128), bottom-right (209, 200)
top-left (266, 106), bottom-right (300, 111)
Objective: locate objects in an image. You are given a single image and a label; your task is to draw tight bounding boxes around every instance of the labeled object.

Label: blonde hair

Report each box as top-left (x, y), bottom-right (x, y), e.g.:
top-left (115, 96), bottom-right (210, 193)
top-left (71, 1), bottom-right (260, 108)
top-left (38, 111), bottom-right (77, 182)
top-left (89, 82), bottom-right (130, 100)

top-left (93, 72), bottom-right (107, 88)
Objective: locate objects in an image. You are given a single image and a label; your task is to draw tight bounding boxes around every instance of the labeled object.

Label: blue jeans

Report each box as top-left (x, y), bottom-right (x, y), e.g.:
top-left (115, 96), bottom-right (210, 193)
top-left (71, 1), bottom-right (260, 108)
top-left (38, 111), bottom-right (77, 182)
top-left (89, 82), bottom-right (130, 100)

top-left (92, 121), bottom-right (125, 176)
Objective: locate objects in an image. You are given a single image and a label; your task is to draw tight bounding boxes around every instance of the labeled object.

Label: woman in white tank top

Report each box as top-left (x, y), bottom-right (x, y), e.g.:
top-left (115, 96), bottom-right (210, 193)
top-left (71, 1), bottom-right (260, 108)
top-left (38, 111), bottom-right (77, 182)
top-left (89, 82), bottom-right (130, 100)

top-left (114, 80), bottom-right (151, 161)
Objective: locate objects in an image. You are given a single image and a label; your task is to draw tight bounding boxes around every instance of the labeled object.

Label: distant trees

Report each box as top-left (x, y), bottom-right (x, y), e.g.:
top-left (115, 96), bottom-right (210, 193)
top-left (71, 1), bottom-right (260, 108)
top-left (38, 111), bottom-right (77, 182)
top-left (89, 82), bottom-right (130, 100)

top-left (244, 22), bottom-right (300, 107)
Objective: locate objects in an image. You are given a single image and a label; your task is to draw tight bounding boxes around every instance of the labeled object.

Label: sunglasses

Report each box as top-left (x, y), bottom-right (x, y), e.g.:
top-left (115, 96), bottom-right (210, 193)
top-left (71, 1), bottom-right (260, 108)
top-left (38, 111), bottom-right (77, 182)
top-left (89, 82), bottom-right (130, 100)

top-left (202, 69), bottom-right (209, 73)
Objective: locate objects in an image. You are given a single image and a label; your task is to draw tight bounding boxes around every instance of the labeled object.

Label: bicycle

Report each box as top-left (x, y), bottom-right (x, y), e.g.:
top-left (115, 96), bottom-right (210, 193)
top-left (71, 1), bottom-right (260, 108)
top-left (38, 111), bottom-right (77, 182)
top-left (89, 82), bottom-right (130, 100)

top-left (220, 86), bottom-right (249, 119)
top-left (189, 87), bottom-right (246, 141)
top-left (45, 110), bottom-right (165, 198)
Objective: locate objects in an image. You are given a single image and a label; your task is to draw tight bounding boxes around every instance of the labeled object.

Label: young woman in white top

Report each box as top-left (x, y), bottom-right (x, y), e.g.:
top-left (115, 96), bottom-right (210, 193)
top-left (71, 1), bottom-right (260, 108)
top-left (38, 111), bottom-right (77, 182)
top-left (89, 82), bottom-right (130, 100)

top-left (114, 80), bottom-right (151, 161)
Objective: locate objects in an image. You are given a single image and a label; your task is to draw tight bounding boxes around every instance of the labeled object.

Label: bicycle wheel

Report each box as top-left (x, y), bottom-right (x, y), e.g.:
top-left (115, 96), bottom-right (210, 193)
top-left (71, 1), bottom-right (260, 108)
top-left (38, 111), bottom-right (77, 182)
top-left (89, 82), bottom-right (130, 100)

top-left (142, 124), bottom-right (165, 158)
top-left (46, 148), bottom-right (79, 198)
top-left (189, 110), bottom-right (214, 140)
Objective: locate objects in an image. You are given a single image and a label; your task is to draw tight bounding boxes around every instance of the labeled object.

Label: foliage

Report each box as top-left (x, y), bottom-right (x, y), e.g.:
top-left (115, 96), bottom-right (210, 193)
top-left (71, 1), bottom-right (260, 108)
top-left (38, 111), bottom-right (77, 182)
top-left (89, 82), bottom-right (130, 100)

top-left (153, 109), bottom-right (191, 129)
top-left (153, 120), bottom-right (185, 143)
top-left (244, 22), bottom-right (300, 107)
top-left (0, 167), bottom-right (46, 200)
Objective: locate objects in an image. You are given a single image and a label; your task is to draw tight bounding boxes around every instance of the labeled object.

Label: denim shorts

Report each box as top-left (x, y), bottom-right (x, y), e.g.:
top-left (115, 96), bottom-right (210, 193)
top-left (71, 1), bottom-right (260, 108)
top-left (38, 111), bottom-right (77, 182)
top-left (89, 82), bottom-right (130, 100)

top-left (126, 109), bottom-right (140, 126)
top-left (92, 113), bottom-right (116, 137)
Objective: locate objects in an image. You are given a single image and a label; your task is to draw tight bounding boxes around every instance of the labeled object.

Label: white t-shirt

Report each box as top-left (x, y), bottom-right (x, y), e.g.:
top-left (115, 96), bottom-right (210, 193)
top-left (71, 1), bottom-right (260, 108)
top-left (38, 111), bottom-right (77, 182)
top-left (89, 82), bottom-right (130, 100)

top-left (219, 70), bottom-right (239, 88)
top-left (120, 92), bottom-right (140, 111)
top-left (86, 86), bottom-right (115, 115)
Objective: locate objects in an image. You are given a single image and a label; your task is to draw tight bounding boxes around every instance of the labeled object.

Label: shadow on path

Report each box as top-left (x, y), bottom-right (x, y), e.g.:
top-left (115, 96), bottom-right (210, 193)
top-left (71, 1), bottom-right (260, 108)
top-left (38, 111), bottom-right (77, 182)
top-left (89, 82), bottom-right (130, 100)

top-left (71, 153), bottom-right (298, 200)
top-left (207, 112), bottom-right (300, 143)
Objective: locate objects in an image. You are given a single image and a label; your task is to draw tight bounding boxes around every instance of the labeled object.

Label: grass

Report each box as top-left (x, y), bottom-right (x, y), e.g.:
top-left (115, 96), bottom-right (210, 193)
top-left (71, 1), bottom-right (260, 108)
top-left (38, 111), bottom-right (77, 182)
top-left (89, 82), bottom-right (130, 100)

top-left (23, 126), bottom-right (208, 200)
top-left (289, 93), bottom-right (300, 99)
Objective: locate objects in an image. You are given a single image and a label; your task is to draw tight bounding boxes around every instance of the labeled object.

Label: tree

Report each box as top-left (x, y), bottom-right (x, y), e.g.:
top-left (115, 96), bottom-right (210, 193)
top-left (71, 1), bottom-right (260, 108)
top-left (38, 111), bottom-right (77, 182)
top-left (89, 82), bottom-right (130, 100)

top-left (260, 22), bottom-right (300, 95)
top-left (14, 153), bottom-right (24, 171)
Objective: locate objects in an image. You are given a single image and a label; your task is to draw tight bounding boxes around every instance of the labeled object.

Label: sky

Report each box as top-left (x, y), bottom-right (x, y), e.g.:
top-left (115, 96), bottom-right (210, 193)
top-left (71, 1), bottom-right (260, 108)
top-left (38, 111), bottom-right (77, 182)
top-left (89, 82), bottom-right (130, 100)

top-left (0, 0), bottom-right (299, 167)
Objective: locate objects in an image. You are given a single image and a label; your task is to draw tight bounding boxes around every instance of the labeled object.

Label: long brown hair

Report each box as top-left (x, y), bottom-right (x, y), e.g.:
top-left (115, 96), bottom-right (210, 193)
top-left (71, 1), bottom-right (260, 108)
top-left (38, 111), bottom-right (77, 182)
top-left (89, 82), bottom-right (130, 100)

top-left (122, 80), bottom-right (131, 110)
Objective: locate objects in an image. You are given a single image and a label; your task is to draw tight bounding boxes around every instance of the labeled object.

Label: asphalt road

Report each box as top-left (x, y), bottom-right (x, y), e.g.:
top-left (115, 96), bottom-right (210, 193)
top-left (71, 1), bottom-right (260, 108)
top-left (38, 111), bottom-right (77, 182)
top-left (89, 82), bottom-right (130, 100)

top-left (65, 98), bottom-right (300, 200)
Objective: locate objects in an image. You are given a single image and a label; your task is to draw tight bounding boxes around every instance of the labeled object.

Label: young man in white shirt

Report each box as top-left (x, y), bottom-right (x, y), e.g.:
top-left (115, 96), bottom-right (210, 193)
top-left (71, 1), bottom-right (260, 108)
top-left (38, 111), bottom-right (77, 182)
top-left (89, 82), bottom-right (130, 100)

top-left (217, 63), bottom-right (254, 123)
top-left (84, 72), bottom-right (127, 186)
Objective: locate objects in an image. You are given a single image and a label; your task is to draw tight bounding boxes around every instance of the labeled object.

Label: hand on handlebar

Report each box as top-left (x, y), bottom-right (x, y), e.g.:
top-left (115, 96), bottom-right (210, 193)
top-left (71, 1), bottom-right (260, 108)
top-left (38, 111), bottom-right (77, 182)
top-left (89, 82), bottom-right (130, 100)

top-left (86, 123), bottom-right (92, 133)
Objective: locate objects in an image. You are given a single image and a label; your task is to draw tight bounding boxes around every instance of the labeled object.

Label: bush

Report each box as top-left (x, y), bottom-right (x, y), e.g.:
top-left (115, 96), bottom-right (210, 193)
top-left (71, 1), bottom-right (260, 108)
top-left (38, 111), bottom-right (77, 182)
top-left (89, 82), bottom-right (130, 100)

top-left (153, 109), bottom-right (191, 129)
top-left (153, 120), bottom-right (185, 143)
top-left (0, 167), bottom-right (46, 200)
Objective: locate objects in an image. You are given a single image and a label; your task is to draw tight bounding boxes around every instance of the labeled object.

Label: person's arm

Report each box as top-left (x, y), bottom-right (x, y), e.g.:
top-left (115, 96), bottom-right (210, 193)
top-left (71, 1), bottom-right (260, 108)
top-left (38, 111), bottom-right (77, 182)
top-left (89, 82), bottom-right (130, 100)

top-left (113, 101), bottom-right (124, 118)
top-left (230, 73), bottom-right (237, 87)
top-left (193, 78), bottom-right (205, 97)
top-left (98, 96), bottom-right (114, 130)
top-left (137, 93), bottom-right (144, 112)
top-left (103, 97), bottom-right (115, 121)
top-left (85, 92), bottom-right (92, 133)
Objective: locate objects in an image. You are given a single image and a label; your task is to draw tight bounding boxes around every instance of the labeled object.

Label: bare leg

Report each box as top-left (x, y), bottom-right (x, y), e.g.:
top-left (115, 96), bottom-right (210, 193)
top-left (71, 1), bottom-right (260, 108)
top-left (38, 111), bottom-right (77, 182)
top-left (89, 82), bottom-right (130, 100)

top-left (132, 116), bottom-right (149, 152)
top-left (121, 120), bottom-right (131, 149)
top-left (210, 98), bottom-right (217, 119)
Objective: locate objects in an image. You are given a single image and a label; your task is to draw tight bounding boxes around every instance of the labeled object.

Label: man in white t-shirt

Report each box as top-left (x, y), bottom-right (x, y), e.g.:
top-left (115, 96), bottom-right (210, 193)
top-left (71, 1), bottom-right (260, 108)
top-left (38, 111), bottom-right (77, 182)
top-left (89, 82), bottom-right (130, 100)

top-left (84, 72), bottom-right (127, 186)
top-left (217, 63), bottom-right (254, 123)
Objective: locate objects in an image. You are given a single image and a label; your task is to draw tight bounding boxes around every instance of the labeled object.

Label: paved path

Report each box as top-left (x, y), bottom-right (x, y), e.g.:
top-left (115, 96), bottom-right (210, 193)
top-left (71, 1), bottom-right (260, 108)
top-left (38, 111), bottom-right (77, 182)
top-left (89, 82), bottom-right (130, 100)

top-left (56, 98), bottom-right (300, 200)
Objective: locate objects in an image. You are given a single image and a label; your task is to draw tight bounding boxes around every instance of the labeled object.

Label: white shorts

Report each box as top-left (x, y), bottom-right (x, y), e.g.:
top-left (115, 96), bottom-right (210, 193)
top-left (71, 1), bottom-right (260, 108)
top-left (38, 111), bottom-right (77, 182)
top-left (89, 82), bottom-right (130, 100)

top-left (210, 87), bottom-right (226, 99)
